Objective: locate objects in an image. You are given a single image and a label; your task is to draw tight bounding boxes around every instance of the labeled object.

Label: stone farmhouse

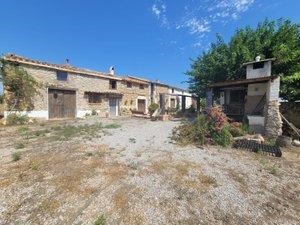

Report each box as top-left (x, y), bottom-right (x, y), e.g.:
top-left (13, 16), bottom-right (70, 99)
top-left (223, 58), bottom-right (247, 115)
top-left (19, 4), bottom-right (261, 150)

top-left (206, 57), bottom-right (282, 137)
top-left (2, 54), bottom-right (194, 119)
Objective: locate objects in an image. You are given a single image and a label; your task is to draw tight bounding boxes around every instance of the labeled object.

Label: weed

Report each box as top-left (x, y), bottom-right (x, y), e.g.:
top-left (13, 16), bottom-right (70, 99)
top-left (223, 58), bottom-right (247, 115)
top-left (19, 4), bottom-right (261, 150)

top-left (53, 123), bottom-right (103, 141)
top-left (29, 161), bottom-right (39, 170)
top-left (6, 113), bottom-right (29, 125)
top-left (18, 126), bottom-right (29, 134)
top-left (12, 152), bottom-right (21, 161)
top-left (86, 152), bottom-right (95, 157)
top-left (104, 123), bottom-right (121, 129)
top-left (259, 158), bottom-right (280, 175)
top-left (15, 142), bottom-right (25, 149)
top-left (129, 138), bottom-right (136, 143)
top-left (94, 214), bottom-right (107, 225)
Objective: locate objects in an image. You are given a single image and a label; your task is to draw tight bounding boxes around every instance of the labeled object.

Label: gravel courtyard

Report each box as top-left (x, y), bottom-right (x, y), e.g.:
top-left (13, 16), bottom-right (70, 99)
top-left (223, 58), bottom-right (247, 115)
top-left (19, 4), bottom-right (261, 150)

top-left (0, 117), bottom-right (299, 225)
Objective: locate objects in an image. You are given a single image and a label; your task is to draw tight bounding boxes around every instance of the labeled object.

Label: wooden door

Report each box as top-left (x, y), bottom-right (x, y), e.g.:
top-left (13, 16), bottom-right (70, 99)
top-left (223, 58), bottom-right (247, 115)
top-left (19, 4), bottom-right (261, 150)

top-left (48, 89), bottom-right (76, 119)
top-left (137, 99), bottom-right (146, 114)
top-left (109, 98), bottom-right (118, 116)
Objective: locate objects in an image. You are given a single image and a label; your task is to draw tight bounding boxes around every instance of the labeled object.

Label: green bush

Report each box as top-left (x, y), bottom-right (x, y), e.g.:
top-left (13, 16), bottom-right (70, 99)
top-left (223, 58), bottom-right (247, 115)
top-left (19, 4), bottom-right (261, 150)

top-left (6, 113), bottom-right (29, 125)
top-left (211, 125), bottom-right (233, 147)
top-left (193, 115), bottom-right (208, 145)
top-left (148, 103), bottom-right (159, 115)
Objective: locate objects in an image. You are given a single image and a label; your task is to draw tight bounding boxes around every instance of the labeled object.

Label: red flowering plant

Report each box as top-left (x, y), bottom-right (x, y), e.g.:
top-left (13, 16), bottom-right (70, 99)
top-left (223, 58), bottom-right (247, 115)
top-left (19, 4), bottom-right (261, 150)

top-left (207, 106), bottom-right (228, 132)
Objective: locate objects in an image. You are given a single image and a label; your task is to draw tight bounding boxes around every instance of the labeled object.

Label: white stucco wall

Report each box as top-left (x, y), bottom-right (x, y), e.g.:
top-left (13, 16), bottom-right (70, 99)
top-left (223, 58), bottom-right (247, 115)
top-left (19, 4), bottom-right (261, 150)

top-left (246, 61), bottom-right (272, 79)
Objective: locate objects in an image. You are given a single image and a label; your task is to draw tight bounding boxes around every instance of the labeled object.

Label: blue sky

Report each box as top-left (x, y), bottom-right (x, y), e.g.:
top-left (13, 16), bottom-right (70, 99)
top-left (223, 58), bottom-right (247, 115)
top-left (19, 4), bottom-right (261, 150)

top-left (0, 0), bottom-right (299, 94)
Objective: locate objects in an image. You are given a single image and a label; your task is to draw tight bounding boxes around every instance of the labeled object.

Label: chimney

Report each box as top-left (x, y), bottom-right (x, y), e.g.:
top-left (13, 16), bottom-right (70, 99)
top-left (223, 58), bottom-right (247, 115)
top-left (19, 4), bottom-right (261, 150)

top-left (65, 58), bottom-right (70, 66)
top-left (255, 55), bottom-right (261, 62)
top-left (109, 66), bottom-right (115, 75)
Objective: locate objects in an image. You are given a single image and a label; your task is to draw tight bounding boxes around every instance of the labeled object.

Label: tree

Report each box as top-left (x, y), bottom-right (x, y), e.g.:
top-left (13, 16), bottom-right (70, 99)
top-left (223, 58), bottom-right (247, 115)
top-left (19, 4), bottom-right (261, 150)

top-left (0, 59), bottom-right (39, 110)
top-left (187, 19), bottom-right (300, 101)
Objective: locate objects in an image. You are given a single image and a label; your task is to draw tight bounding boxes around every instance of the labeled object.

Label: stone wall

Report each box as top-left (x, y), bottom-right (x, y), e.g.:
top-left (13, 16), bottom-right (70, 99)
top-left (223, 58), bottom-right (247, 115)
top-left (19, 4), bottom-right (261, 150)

top-left (152, 84), bottom-right (169, 105)
top-left (264, 100), bottom-right (283, 138)
top-left (118, 80), bottom-right (150, 115)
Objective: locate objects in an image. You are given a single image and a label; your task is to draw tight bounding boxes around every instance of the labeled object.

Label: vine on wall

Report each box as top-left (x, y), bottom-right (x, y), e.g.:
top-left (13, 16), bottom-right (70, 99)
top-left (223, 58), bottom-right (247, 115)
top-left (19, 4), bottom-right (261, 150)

top-left (0, 60), bottom-right (40, 111)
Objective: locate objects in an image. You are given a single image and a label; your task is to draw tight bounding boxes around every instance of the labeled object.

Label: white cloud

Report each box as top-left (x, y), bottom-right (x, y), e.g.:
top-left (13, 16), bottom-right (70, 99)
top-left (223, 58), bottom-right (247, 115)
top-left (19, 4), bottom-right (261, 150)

top-left (150, 0), bottom-right (255, 49)
top-left (152, 4), bottom-right (161, 18)
top-left (151, 1), bottom-right (169, 27)
top-left (181, 18), bottom-right (210, 35)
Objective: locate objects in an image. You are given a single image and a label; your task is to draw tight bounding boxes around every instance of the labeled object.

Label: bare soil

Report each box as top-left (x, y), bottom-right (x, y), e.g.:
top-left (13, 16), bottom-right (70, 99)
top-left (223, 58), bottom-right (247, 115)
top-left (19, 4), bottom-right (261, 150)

top-left (0, 117), bottom-right (299, 225)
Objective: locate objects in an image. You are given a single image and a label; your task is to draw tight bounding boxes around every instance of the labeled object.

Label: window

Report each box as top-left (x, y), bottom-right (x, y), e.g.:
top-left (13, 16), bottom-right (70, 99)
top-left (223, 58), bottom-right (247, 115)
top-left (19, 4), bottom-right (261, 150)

top-left (139, 84), bottom-right (144, 89)
top-left (109, 80), bottom-right (117, 89)
top-left (56, 71), bottom-right (68, 81)
top-left (85, 92), bottom-right (102, 103)
top-left (127, 82), bottom-right (132, 88)
top-left (170, 98), bottom-right (176, 108)
top-left (253, 62), bottom-right (264, 69)
top-left (172, 88), bottom-right (174, 93)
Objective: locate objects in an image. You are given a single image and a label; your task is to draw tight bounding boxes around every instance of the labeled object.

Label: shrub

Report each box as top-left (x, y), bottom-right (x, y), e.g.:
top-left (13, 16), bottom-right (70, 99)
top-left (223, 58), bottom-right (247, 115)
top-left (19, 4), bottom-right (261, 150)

top-left (12, 151), bottom-right (21, 161)
top-left (171, 120), bottom-right (195, 145)
top-left (148, 103), bottom-right (159, 115)
top-left (229, 122), bottom-right (246, 137)
top-left (211, 125), bottom-right (233, 147)
top-left (6, 113), bottom-right (29, 125)
top-left (172, 116), bottom-right (208, 145)
top-left (207, 106), bottom-right (228, 132)
top-left (193, 115), bottom-right (208, 145)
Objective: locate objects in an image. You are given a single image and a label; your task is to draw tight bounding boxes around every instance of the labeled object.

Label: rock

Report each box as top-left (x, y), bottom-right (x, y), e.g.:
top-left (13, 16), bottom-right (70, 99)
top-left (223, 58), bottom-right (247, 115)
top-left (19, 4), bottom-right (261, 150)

top-left (234, 134), bottom-right (265, 144)
top-left (292, 139), bottom-right (300, 147)
top-left (276, 135), bottom-right (292, 148)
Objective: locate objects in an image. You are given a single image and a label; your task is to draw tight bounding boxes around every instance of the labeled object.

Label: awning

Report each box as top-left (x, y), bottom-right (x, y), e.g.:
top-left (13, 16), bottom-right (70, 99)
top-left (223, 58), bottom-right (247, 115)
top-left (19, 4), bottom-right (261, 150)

top-left (208, 76), bottom-right (278, 88)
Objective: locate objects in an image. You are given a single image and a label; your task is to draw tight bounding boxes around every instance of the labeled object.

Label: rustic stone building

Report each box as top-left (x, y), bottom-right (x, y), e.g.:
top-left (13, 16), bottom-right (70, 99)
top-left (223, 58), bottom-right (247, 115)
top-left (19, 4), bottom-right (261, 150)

top-left (2, 54), bottom-right (192, 119)
top-left (2, 54), bottom-right (151, 119)
top-left (151, 81), bottom-right (194, 112)
top-left (206, 58), bottom-right (282, 138)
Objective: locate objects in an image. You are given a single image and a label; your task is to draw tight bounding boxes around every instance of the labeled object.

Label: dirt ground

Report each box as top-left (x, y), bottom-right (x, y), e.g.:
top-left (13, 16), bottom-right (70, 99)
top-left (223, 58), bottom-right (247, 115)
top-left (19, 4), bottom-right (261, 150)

top-left (0, 117), bottom-right (299, 225)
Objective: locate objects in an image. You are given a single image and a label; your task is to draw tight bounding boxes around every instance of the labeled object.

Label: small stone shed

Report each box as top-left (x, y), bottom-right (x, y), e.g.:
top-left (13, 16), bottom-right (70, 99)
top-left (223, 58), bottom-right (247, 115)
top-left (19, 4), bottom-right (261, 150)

top-left (206, 58), bottom-right (282, 138)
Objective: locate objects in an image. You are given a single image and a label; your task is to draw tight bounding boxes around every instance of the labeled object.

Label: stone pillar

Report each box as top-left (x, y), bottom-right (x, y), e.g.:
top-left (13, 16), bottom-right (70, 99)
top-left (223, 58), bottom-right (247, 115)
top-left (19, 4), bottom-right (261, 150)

top-left (264, 77), bottom-right (282, 137)
top-left (206, 88), bottom-right (213, 110)
top-left (264, 100), bottom-right (282, 137)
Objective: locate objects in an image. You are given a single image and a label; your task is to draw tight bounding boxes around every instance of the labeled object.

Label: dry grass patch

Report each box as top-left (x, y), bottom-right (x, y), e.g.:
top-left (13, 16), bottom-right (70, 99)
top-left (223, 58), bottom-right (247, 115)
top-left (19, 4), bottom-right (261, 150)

top-left (227, 169), bottom-right (248, 193)
top-left (37, 198), bottom-right (60, 215)
top-left (151, 159), bottom-right (216, 194)
top-left (112, 185), bottom-right (145, 225)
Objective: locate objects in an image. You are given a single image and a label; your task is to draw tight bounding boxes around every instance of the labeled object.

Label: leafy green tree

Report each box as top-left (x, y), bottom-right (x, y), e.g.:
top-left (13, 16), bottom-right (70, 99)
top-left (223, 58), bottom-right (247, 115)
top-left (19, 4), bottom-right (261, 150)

top-left (187, 19), bottom-right (300, 101)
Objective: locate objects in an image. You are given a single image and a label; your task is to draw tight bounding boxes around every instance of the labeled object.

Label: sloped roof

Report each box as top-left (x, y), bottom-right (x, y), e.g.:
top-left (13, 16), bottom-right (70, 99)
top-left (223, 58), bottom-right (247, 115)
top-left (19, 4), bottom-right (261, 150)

top-left (3, 54), bottom-right (122, 80)
top-left (242, 58), bottom-right (276, 66)
top-left (123, 76), bottom-right (150, 85)
top-left (208, 76), bottom-right (278, 88)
